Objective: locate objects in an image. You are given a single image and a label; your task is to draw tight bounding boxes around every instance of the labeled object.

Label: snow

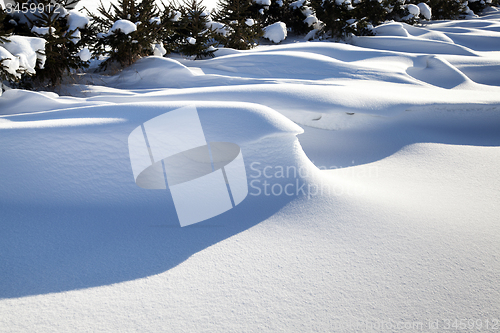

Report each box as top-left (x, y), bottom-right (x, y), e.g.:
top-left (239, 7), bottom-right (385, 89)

top-left (2, 13), bottom-right (500, 332)
top-left (301, 5), bottom-right (314, 16)
top-left (170, 10), bottom-right (181, 22)
top-left (303, 15), bottom-right (318, 27)
top-left (289, 0), bottom-right (305, 9)
top-left (245, 18), bottom-right (255, 27)
top-left (207, 21), bottom-right (230, 36)
top-left (66, 11), bottom-right (90, 44)
top-left (417, 2), bottom-right (431, 20)
top-left (30, 26), bottom-right (55, 36)
top-left (77, 47), bottom-right (92, 62)
top-left (149, 16), bottom-right (161, 25)
top-left (107, 19), bottom-right (137, 35)
top-left (0, 46), bottom-right (20, 78)
top-left (263, 22), bottom-right (287, 43)
top-left (407, 3), bottom-right (420, 16)
top-left (152, 42), bottom-right (167, 57)
top-left (186, 37), bottom-right (196, 45)
top-left (1, 35), bottom-right (46, 75)
top-left (67, 10), bottom-right (90, 30)
top-left (253, 0), bottom-right (271, 5)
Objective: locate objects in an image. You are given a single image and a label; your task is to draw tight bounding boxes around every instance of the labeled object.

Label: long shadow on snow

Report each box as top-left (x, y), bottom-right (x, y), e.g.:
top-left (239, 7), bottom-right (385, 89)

top-left (0, 192), bottom-right (294, 299)
top-left (0, 102), bottom-right (302, 299)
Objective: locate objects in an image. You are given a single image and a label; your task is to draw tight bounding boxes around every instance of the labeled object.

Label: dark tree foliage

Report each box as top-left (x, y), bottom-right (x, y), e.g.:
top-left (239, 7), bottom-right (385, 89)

top-left (212, 0), bottom-right (263, 49)
top-left (356, 0), bottom-right (387, 27)
top-left (157, 1), bottom-right (183, 55)
top-left (463, 0), bottom-right (486, 15)
top-left (261, 0), bottom-right (286, 26)
top-left (5, 0), bottom-right (89, 87)
top-left (276, 0), bottom-right (313, 35)
top-left (1, 5), bottom-right (17, 84)
top-left (0, 5), bottom-right (10, 47)
top-left (30, 0), bottom-right (89, 86)
top-left (423, 0), bottom-right (468, 19)
top-left (177, 0), bottom-right (217, 59)
top-left (310, 0), bottom-right (357, 39)
top-left (89, 0), bottom-right (171, 69)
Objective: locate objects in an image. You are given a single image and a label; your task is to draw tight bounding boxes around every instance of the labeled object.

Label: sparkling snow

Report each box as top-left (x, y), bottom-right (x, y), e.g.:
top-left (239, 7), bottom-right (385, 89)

top-left (1, 11), bottom-right (500, 333)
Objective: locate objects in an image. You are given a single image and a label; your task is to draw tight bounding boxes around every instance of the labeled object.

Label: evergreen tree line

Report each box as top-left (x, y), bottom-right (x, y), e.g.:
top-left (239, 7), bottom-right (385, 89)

top-left (1, 0), bottom-right (498, 89)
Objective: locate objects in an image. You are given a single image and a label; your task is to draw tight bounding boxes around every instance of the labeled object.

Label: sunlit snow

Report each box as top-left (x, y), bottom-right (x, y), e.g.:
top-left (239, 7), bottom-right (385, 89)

top-left (1, 9), bottom-right (500, 333)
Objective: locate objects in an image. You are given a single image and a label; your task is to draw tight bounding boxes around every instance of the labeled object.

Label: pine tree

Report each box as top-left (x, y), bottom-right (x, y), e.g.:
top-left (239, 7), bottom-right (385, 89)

top-left (282, 0), bottom-right (317, 35)
top-left (0, 5), bottom-right (9, 46)
top-left (261, 0), bottom-right (286, 26)
top-left (5, 0), bottom-right (91, 87)
top-left (212, 0), bottom-right (263, 50)
top-left (1, 5), bottom-right (17, 85)
top-left (90, 0), bottom-right (172, 69)
top-left (157, 1), bottom-right (183, 55)
top-left (423, 0), bottom-right (468, 19)
top-left (383, 0), bottom-right (407, 22)
top-left (27, 0), bottom-right (89, 86)
top-left (177, 0), bottom-right (217, 59)
top-left (310, 0), bottom-right (357, 39)
top-left (247, 0), bottom-right (270, 21)
top-left (355, 0), bottom-right (387, 28)
top-left (467, 0), bottom-right (487, 15)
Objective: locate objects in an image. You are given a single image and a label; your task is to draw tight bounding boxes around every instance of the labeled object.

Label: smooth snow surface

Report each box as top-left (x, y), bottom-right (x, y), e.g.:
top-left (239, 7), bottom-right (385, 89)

top-left (1, 13), bottom-right (500, 332)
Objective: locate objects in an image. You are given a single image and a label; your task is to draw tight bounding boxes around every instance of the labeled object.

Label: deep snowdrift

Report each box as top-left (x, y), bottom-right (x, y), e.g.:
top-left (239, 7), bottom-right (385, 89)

top-left (1, 12), bottom-right (499, 332)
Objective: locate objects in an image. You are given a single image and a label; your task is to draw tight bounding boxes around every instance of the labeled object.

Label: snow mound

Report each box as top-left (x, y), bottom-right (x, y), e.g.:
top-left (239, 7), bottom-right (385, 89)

top-left (370, 18), bottom-right (500, 52)
top-left (107, 57), bottom-right (195, 88)
top-left (263, 22), bottom-right (287, 43)
top-left (0, 101), bottom-right (304, 208)
top-left (353, 35), bottom-right (477, 56)
top-left (372, 22), bottom-right (454, 43)
top-left (200, 50), bottom-right (411, 82)
top-left (406, 55), bottom-right (473, 89)
top-left (1, 13), bottom-right (500, 331)
top-left (0, 89), bottom-right (108, 115)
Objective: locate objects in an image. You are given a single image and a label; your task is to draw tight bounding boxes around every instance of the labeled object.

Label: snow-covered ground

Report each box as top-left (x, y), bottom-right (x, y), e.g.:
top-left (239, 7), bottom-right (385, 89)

top-left (1, 11), bottom-right (500, 332)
